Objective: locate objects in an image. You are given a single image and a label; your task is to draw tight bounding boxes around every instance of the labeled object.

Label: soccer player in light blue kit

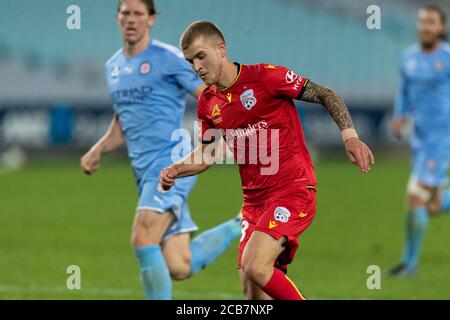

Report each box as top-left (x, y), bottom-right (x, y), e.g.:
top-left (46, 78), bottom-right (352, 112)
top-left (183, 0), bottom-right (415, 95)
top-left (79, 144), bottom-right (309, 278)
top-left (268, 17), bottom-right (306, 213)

top-left (80, 0), bottom-right (240, 299)
top-left (390, 5), bottom-right (450, 276)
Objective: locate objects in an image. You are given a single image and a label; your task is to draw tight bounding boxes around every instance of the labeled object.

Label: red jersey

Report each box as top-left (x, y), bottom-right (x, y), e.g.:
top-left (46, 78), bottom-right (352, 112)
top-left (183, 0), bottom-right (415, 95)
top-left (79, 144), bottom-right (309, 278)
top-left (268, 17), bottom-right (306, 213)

top-left (197, 63), bottom-right (316, 206)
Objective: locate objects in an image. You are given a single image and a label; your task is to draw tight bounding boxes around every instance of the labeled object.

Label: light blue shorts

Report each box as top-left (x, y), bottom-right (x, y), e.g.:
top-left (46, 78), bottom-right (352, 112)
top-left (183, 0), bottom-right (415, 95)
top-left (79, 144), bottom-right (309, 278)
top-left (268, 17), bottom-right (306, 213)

top-left (137, 176), bottom-right (199, 241)
top-left (412, 144), bottom-right (449, 187)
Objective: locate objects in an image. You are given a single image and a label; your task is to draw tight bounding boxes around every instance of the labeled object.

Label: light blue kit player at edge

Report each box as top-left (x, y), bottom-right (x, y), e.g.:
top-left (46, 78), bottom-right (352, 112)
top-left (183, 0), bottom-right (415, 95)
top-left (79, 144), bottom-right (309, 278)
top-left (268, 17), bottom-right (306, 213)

top-left (392, 41), bottom-right (450, 275)
top-left (105, 39), bottom-right (240, 299)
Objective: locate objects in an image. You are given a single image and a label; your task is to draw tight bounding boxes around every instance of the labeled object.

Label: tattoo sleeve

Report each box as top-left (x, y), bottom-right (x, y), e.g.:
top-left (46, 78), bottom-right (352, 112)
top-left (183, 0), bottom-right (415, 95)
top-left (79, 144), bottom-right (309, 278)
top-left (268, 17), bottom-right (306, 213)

top-left (300, 80), bottom-right (354, 131)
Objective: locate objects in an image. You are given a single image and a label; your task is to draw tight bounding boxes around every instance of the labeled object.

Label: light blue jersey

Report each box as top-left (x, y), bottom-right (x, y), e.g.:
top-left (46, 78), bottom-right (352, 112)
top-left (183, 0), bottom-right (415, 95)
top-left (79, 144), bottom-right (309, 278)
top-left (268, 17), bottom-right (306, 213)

top-left (394, 42), bottom-right (450, 186)
top-left (105, 38), bottom-right (203, 239)
top-left (105, 38), bottom-right (202, 184)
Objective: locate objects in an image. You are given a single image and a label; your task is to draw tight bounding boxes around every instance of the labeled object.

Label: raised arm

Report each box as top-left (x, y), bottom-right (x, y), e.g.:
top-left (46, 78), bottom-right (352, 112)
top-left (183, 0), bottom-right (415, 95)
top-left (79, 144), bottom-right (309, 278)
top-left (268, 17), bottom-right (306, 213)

top-left (300, 80), bottom-right (375, 173)
top-left (159, 138), bottom-right (225, 190)
top-left (80, 113), bottom-right (125, 175)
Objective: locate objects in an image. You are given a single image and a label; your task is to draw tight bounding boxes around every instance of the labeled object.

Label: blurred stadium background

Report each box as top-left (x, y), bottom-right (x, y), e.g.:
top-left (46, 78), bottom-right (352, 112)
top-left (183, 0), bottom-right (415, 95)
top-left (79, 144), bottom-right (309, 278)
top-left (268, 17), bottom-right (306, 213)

top-left (0, 0), bottom-right (449, 299)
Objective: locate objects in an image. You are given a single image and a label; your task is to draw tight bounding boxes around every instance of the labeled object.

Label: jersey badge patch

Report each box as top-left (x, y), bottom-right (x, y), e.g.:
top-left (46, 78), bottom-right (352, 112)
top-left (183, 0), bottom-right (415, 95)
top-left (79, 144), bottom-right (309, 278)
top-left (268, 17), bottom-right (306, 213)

top-left (240, 89), bottom-right (257, 110)
top-left (274, 206), bottom-right (291, 223)
top-left (139, 62), bottom-right (151, 75)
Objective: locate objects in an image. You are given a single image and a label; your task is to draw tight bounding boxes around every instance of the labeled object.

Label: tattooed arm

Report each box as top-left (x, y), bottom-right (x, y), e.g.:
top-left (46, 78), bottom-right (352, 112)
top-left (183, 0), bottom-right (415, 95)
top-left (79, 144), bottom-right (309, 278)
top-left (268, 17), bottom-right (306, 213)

top-left (300, 80), bottom-right (375, 173)
top-left (301, 80), bottom-right (354, 131)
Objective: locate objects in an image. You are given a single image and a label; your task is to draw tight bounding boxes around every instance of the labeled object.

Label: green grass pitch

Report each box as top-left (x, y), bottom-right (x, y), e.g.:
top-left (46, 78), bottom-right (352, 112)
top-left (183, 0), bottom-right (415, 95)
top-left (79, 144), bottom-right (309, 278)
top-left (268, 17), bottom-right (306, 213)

top-left (0, 155), bottom-right (449, 299)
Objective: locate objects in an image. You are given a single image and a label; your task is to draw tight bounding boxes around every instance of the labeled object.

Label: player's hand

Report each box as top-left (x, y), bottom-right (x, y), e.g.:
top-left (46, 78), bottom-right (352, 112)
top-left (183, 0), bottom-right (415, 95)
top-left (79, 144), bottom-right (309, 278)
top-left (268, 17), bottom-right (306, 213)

top-left (391, 118), bottom-right (407, 139)
top-left (344, 137), bottom-right (374, 173)
top-left (159, 166), bottom-right (178, 191)
top-left (80, 148), bottom-right (102, 175)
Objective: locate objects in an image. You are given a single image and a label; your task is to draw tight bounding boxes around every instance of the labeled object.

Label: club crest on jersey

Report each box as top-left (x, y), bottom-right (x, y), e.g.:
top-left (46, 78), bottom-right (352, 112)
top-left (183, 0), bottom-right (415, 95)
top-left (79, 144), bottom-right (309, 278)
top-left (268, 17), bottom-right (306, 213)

top-left (240, 89), bottom-right (257, 110)
top-left (211, 104), bottom-right (222, 124)
top-left (139, 62), bottom-right (151, 75)
top-left (435, 60), bottom-right (444, 71)
top-left (274, 207), bottom-right (291, 223)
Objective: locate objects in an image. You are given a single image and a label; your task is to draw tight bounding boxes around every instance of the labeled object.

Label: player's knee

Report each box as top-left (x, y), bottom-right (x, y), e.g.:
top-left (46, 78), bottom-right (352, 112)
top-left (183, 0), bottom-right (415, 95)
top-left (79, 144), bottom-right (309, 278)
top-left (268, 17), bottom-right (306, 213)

top-left (169, 266), bottom-right (190, 281)
top-left (427, 200), bottom-right (441, 215)
top-left (241, 259), bottom-right (270, 285)
top-left (407, 178), bottom-right (432, 209)
top-left (407, 194), bottom-right (425, 210)
top-left (168, 251), bottom-right (192, 280)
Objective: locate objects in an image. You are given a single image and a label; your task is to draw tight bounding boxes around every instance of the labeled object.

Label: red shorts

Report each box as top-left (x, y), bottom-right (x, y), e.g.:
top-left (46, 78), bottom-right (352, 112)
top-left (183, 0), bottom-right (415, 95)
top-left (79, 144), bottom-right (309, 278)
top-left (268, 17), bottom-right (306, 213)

top-left (237, 183), bottom-right (316, 273)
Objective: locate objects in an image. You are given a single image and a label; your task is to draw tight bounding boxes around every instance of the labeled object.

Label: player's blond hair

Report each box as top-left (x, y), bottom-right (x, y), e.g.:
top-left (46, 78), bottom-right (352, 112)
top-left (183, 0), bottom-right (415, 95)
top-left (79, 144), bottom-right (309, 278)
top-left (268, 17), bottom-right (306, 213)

top-left (180, 21), bottom-right (225, 51)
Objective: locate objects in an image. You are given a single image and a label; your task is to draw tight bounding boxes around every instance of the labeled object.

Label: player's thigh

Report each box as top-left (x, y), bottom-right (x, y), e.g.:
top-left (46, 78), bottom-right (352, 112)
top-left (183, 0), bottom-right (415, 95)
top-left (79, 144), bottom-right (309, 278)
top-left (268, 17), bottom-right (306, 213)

top-left (409, 145), bottom-right (447, 199)
top-left (238, 268), bottom-right (273, 300)
top-left (161, 233), bottom-right (191, 280)
top-left (241, 231), bottom-right (286, 274)
top-left (131, 209), bottom-right (174, 247)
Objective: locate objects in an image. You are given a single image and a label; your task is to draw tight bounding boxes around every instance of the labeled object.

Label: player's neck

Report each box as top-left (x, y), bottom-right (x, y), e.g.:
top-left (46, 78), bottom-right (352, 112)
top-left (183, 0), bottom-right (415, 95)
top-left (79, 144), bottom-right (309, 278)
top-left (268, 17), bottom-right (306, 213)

top-left (421, 40), bottom-right (441, 53)
top-left (217, 60), bottom-right (239, 91)
top-left (123, 35), bottom-right (150, 58)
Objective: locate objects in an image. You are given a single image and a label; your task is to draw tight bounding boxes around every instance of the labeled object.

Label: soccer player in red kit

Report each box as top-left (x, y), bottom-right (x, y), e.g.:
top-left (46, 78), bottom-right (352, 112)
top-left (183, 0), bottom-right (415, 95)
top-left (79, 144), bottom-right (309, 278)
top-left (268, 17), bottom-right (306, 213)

top-left (160, 21), bottom-right (374, 300)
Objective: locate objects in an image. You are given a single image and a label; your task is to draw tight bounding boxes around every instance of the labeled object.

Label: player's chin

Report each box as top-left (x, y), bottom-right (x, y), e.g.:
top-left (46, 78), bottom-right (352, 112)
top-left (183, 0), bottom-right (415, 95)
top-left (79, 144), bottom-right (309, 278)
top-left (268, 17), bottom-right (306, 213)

top-left (123, 34), bottom-right (138, 44)
top-left (202, 77), bottom-right (215, 86)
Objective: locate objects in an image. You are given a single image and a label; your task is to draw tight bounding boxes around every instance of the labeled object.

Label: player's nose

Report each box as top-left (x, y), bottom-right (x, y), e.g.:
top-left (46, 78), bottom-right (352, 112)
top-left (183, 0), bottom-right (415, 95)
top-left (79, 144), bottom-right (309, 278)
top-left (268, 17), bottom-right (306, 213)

top-left (193, 62), bottom-right (202, 73)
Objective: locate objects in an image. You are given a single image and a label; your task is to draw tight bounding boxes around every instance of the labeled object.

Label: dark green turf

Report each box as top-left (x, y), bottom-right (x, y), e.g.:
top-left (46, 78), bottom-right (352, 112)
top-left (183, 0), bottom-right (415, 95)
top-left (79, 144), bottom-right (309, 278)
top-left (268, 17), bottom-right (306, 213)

top-left (0, 155), bottom-right (449, 299)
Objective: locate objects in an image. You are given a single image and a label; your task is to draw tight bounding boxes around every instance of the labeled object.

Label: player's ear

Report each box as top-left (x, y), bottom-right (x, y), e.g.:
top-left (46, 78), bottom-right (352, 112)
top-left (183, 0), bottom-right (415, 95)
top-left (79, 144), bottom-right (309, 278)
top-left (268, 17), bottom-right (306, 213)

top-left (147, 14), bottom-right (156, 28)
top-left (217, 40), bottom-right (227, 58)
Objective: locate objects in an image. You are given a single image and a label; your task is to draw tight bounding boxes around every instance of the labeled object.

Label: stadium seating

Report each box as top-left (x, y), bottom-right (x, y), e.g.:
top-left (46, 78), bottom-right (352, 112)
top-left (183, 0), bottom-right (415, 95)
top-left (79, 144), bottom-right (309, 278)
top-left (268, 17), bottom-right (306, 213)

top-left (0, 0), bottom-right (437, 101)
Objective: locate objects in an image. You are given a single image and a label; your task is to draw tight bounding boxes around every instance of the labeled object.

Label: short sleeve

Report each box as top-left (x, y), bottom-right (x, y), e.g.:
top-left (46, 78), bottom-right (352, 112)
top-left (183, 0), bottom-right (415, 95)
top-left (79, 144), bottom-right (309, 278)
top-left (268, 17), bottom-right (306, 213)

top-left (168, 52), bottom-right (203, 94)
top-left (260, 64), bottom-right (309, 100)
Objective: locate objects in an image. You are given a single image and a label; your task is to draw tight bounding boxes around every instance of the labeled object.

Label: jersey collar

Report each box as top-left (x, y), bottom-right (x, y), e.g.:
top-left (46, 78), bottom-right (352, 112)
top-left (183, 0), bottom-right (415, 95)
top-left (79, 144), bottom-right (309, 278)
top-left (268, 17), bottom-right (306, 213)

top-left (218, 62), bottom-right (242, 92)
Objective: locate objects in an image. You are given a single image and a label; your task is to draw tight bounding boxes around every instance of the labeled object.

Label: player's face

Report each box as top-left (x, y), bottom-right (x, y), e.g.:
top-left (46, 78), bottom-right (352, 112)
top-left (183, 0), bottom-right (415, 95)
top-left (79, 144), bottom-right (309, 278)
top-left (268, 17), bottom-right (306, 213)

top-left (183, 37), bottom-right (226, 86)
top-left (117, 0), bottom-right (155, 45)
top-left (417, 9), bottom-right (445, 47)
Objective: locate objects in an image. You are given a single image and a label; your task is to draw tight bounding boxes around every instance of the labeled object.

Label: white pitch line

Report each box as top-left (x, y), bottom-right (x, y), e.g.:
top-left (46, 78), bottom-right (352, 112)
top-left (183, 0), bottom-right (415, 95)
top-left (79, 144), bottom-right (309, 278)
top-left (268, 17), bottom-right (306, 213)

top-left (0, 284), bottom-right (360, 299)
top-left (0, 284), bottom-right (243, 299)
top-left (0, 284), bottom-right (138, 297)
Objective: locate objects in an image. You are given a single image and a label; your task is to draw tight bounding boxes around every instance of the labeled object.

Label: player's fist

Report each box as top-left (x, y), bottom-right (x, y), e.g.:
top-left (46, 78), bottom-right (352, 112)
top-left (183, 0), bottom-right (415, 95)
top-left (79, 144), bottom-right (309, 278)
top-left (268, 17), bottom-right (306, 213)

top-left (80, 148), bottom-right (102, 175)
top-left (391, 118), bottom-right (407, 139)
top-left (344, 137), bottom-right (375, 173)
top-left (159, 166), bottom-right (178, 191)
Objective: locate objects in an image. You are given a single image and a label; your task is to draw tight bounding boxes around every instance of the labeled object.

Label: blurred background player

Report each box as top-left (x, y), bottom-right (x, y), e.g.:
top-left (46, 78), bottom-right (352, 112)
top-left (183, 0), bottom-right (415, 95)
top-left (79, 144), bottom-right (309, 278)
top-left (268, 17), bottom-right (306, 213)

top-left (80, 0), bottom-right (240, 299)
top-left (160, 21), bottom-right (374, 300)
top-left (390, 4), bottom-right (450, 277)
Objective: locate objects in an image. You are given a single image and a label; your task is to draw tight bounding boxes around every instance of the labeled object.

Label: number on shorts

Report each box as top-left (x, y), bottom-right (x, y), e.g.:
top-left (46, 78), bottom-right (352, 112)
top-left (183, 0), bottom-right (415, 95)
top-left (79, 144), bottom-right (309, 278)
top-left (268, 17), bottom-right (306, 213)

top-left (240, 220), bottom-right (249, 242)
